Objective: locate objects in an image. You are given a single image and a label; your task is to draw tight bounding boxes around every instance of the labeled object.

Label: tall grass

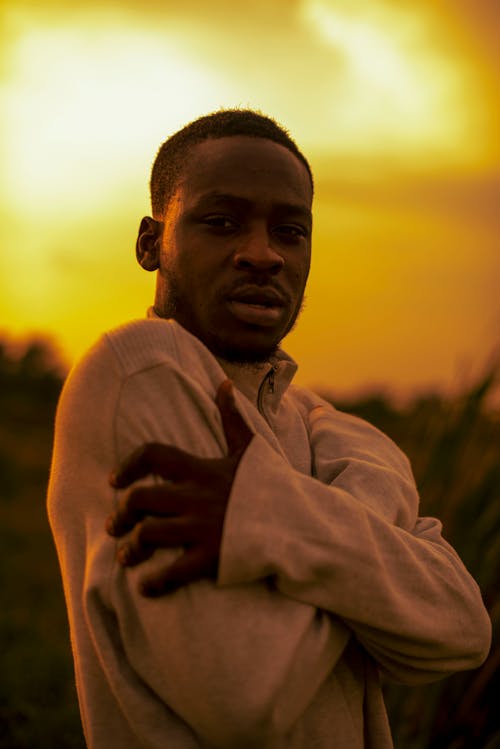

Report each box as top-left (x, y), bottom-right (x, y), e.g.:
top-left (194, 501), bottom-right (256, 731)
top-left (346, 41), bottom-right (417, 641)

top-left (0, 339), bottom-right (85, 748)
top-left (1, 337), bottom-right (498, 748)
top-left (329, 372), bottom-right (499, 749)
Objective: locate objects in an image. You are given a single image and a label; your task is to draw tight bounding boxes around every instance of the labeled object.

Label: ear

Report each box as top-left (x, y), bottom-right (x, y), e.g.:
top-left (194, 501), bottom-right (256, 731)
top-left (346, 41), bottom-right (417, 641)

top-left (136, 216), bottom-right (162, 271)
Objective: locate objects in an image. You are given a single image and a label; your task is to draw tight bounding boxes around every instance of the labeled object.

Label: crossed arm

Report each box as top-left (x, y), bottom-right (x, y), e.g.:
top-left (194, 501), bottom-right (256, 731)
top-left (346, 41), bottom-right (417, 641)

top-left (49, 327), bottom-right (491, 747)
top-left (106, 379), bottom-right (491, 684)
top-left (106, 380), bottom-right (252, 595)
top-left (50, 343), bottom-right (491, 747)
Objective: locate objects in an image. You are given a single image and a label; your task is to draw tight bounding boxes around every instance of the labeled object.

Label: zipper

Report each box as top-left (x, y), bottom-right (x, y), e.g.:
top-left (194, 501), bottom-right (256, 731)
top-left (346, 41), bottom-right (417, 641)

top-left (257, 364), bottom-right (278, 416)
top-left (268, 364), bottom-right (276, 394)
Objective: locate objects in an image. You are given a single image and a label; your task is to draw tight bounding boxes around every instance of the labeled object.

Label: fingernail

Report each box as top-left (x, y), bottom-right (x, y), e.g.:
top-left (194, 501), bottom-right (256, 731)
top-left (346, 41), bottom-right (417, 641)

top-left (228, 389), bottom-right (238, 411)
top-left (117, 546), bottom-right (131, 565)
top-left (105, 516), bottom-right (116, 535)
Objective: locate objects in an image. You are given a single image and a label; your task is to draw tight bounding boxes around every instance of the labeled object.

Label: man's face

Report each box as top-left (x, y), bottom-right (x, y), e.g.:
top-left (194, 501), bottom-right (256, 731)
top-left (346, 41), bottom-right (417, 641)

top-left (153, 136), bottom-right (313, 363)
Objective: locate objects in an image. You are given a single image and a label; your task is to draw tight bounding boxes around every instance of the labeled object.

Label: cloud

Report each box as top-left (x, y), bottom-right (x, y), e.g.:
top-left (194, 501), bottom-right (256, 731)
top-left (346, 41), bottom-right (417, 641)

top-left (315, 170), bottom-right (500, 227)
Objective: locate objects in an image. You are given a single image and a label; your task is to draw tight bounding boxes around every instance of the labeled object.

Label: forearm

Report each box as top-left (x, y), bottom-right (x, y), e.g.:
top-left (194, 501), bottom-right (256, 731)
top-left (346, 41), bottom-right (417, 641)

top-left (218, 435), bottom-right (491, 683)
top-left (106, 548), bottom-right (350, 748)
top-left (53, 421), bottom-right (351, 747)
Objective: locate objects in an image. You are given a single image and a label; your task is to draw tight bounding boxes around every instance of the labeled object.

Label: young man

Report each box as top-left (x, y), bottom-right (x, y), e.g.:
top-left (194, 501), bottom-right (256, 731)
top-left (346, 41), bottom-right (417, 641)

top-left (48, 110), bottom-right (491, 749)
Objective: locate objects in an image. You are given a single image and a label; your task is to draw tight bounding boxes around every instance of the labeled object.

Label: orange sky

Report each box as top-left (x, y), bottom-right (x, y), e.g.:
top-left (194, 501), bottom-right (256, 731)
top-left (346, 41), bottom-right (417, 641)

top-left (1, 0), bottom-right (499, 400)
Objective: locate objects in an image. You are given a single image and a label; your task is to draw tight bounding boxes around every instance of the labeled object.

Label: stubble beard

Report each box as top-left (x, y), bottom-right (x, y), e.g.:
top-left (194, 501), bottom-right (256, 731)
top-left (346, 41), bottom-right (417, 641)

top-left (156, 268), bottom-right (306, 365)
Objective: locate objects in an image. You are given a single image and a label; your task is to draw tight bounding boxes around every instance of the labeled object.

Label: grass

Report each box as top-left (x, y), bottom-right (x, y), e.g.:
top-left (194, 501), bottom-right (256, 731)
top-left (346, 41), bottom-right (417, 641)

top-left (329, 372), bottom-right (499, 749)
top-left (0, 340), bottom-right (85, 748)
top-left (1, 338), bottom-right (498, 748)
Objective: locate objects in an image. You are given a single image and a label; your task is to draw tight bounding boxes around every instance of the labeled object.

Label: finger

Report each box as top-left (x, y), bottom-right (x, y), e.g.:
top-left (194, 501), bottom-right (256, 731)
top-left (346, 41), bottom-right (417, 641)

top-left (117, 516), bottom-right (194, 566)
top-left (106, 484), bottom-right (184, 537)
top-left (117, 539), bottom-right (155, 566)
top-left (110, 443), bottom-right (200, 488)
top-left (215, 379), bottom-right (253, 455)
top-left (138, 546), bottom-right (215, 597)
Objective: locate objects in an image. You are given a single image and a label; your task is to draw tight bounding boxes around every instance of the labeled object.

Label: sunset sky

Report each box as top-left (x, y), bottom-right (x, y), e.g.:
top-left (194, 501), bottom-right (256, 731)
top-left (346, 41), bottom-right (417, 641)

top-left (1, 0), bottom-right (499, 400)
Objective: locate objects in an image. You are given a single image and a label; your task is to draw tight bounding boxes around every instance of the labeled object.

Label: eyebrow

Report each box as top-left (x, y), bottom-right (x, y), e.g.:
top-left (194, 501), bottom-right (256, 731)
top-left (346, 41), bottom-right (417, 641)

top-left (193, 192), bottom-right (312, 223)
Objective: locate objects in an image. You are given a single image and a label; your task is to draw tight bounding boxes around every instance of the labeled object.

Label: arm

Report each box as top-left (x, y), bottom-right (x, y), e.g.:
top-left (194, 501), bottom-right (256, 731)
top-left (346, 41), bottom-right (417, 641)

top-left (218, 400), bottom-right (492, 684)
top-left (49, 340), bottom-right (351, 748)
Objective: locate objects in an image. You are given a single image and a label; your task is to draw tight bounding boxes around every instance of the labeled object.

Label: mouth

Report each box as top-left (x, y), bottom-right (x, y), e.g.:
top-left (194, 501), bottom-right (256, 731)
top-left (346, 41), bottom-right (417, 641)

top-left (226, 287), bottom-right (287, 327)
top-left (226, 300), bottom-right (284, 326)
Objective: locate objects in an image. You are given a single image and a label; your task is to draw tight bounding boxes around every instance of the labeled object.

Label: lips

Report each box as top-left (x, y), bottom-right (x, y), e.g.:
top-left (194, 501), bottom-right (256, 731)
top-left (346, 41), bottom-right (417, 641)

top-left (227, 287), bottom-right (286, 308)
top-left (226, 286), bottom-right (287, 327)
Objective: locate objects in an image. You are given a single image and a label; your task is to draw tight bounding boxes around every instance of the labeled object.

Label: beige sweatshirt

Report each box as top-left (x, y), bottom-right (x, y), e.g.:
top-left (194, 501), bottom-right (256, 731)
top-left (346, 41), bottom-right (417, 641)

top-left (47, 317), bottom-right (491, 749)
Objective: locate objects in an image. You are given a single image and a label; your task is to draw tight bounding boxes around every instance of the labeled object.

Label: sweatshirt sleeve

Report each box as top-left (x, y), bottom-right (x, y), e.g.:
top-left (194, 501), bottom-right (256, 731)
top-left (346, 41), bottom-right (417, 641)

top-left (217, 399), bottom-right (492, 685)
top-left (48, 339), bottom-right (352, 749)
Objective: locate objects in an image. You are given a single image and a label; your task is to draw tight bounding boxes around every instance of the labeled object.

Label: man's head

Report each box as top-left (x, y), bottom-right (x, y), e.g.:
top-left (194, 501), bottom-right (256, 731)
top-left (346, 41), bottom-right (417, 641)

top-left (136, 109), bottom-right (314, 363)
top-left (149, 109), bottom-right (313, 220)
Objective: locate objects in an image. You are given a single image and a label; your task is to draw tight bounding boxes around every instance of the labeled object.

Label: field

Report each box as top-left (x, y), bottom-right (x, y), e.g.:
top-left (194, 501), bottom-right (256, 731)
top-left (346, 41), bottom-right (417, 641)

top-left (1, 338), bottom-right (498, 748)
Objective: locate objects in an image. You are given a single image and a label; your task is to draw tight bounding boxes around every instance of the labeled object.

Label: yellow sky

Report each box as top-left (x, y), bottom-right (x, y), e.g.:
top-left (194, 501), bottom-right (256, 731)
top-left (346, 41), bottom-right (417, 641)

top-left (1, 0), bottom-right (499, 400)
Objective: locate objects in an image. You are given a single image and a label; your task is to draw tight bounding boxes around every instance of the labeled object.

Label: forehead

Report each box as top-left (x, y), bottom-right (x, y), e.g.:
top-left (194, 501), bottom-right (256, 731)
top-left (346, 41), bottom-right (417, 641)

top-left (177, 136), bottom-right (313, 210)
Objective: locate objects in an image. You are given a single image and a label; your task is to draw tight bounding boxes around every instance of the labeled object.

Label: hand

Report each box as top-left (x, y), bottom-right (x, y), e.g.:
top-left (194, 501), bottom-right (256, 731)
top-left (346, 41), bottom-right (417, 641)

top-left (105, 379), bottom-right (253, 596)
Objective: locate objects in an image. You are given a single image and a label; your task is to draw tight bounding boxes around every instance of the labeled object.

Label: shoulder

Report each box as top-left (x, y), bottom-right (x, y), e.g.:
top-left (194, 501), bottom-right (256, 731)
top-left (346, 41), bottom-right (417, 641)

top-left (59, 318), bottom-right (228, 424)
top-left (287, 384), bottom-right (413, 477)
top-left (55, 319), bottom-right (176, 422)
top-left (104, 318), bottom-right (226, 389)
top-left (65, 317), bottom-right (208, 390)
top-left (102, 317), bottom-right (180, 373)
top-left (288, 383), bottom-right (395, 445)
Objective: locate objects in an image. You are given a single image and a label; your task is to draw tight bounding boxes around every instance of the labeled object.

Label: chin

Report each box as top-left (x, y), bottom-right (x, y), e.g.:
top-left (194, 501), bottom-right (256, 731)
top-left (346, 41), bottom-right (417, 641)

top-left (170, 307), bottom-right (283, 363)
top-left (205, 330), bottom-right (280, 364)
top-left (218, 347), bottom-right (278, 365)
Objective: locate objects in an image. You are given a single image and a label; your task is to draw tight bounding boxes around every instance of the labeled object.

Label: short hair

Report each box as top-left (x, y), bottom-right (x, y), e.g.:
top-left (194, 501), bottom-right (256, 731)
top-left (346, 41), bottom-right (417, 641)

top-left (150, 108), bottom-right (313, 217)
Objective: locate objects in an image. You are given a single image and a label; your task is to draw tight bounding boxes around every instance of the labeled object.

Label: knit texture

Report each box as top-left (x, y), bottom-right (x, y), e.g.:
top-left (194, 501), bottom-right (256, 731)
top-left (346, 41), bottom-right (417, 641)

top-left (47, 317), bottom-right (491, 748)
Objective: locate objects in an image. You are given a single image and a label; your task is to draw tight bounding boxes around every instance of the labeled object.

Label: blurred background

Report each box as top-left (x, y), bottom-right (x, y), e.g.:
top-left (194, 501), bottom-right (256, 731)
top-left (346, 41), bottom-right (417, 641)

top-left (1, 1), bottom-right (498, 747)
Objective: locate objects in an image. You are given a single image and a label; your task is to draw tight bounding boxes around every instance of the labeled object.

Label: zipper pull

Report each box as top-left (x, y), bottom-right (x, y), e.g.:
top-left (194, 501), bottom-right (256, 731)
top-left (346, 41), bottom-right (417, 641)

top-left (268, 365), bottom-right (277, 394)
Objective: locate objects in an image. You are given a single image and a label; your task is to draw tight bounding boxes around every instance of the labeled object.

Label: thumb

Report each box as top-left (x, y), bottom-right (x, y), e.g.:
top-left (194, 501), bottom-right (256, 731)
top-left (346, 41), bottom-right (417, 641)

top-left (215, 380), bottom-right (253, 455)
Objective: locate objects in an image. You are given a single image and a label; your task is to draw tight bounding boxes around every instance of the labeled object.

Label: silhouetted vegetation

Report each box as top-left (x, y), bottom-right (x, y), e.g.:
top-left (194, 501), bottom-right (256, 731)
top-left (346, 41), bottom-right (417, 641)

top-left (0, 336), bottom-right (498, 748)
top-left (0, 336), bottom-right (84, 748)
top-left (325, 373), bottom-right (499, 749)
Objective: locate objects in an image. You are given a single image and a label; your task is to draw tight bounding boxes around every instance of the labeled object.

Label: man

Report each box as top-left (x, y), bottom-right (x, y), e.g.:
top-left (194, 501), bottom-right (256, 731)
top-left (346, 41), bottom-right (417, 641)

top-left (48, 109), bottom-right (491, 749)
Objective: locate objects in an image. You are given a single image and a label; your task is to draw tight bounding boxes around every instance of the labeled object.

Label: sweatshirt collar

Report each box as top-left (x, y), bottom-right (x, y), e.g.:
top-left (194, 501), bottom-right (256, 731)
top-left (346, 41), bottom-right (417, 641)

top-left (146, 307), bottom-right (298, 410)
top-left (216, 350), bottom-right (298, 412)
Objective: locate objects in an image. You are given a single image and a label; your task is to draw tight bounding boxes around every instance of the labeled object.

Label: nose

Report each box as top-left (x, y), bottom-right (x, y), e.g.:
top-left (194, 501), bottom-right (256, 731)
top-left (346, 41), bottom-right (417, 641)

top-left (233, 227), bottom-right (284, 274)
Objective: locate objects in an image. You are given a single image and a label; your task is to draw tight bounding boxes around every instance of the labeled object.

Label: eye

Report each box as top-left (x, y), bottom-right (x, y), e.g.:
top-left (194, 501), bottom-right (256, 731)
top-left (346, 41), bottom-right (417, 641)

top-left (273, 224), bottom-right (308, 241)
top-left (201, 215), bottom-right (238, 232)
